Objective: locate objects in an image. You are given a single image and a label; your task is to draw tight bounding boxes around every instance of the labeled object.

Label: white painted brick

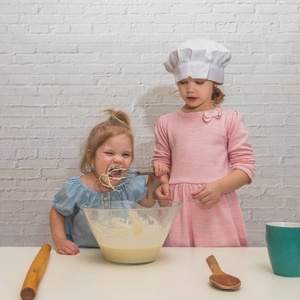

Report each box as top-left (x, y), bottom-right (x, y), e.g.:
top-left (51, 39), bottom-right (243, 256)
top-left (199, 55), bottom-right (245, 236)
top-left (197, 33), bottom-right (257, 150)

top-left (1, 5), bottom-right (39, 14)
top-left (171, 4), bottom-right (211, 14)
top-left (23, 223), bottom-right (50, 234)
top-left (44, 5), bottom-right (84, 14)
top-left (130, 5), bottom-right (170, 14)
top-left (29, 25), bottom-right (50, 34)
top-left (214, 4), bottom-right (255, 13)
top-left (0, 15), bottom-right (19, 24)
top-left (2, 169), bottom-right (41, 180)
top-left (280, 23), bottom-right (300, 33)
top-left (256, 4), bottom-right (298, 14)
top-left (0, 224), bottom-right (22, 234)
top-left (1, 0), bottom-right (299, 247)
top-left (22, 14), bottom-right (65, 25)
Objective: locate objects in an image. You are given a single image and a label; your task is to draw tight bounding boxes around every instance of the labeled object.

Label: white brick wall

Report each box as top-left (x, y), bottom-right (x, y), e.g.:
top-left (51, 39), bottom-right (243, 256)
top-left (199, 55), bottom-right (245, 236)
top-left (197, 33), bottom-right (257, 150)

top-left (0, 0), bottom-right (299, 247)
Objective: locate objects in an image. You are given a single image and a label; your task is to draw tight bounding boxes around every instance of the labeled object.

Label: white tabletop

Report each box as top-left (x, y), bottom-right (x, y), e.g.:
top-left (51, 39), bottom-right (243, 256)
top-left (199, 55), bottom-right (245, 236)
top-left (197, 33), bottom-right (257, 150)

top-left (1, 247), bottom-right (299, 300)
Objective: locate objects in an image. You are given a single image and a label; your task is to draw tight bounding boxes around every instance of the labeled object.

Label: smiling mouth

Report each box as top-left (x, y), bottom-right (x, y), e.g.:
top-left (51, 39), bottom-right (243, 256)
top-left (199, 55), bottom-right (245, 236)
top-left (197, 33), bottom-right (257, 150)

top-left (106, 164), bottom-right (127, 180)
top-left (109, 172), bottom-right (121, 179)
top-left (108, 169), bottom-right (122, 179)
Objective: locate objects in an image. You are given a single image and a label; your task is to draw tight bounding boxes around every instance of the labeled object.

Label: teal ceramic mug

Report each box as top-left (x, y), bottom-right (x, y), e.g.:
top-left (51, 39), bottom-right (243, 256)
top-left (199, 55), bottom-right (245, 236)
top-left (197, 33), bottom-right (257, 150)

top-left (266, 222), bottom-right (300, 277)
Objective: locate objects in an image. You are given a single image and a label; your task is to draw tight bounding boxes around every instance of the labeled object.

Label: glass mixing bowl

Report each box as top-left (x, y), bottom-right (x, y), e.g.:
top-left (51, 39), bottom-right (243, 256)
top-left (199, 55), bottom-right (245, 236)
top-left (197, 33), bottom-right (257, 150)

top-left (80, 200), bottom-right (182, 265)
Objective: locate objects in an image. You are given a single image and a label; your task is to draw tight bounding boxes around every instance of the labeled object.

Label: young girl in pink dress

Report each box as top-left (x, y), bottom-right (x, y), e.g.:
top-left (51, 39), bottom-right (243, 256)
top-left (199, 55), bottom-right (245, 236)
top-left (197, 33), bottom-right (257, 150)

top-left (153, 38), bottom-right (255, 247)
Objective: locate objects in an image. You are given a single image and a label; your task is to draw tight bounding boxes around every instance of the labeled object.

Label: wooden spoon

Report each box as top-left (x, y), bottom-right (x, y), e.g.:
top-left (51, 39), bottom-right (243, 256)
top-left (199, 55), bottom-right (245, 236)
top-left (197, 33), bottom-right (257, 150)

top-left (206, 255), bottom-right (241, 290)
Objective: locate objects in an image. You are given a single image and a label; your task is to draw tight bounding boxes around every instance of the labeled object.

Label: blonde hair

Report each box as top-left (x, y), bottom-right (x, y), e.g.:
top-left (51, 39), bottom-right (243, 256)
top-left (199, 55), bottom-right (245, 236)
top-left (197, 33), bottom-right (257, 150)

top-left (80, 109), bottom-right (134, 174)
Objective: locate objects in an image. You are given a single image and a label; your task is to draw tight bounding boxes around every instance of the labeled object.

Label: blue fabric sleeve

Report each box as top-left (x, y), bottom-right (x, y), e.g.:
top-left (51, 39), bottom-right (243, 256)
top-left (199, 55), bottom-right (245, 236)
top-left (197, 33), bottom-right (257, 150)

top-left (53, 177), bottom-right (85, 217)
top-left (124, 175), bottom-right (147, 202)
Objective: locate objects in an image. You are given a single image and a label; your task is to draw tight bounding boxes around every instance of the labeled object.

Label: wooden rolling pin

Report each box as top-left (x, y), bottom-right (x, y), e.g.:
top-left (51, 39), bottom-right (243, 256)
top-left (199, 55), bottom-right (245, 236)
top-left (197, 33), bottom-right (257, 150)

top-left (20, 244), bottom-right (51, 300)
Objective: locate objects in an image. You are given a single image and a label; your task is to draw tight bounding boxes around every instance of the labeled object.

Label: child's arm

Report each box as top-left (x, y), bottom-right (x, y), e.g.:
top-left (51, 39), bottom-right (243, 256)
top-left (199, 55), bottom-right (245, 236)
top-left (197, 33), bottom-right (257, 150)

top-left (191, 169), bottom-right (250, 209)
top-left (152, 161), bottom-right (169, 178)
top-left (138, 162), bottom-right (172, 207)
top-left (154, 174), bottom-right (172, 200)
top-left (137, 175), bottom-right (160, 207)
top-left (49, 206), bottom-right (79, 255)
top-left (152, 161), bottom-right (172, 200)
top-left (150, 162), bottom-right (172, 200)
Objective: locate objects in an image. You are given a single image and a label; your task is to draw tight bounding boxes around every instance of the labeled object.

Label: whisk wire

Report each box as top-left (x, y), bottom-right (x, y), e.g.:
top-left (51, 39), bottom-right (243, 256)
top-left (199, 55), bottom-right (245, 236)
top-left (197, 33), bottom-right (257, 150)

top-left (99, 164), bottom-right (154, 192)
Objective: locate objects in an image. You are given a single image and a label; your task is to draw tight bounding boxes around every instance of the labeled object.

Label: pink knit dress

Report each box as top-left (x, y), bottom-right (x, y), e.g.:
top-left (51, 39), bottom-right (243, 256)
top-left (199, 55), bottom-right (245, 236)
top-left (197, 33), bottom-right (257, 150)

top-left (153, 106), bottom-right (255, 247)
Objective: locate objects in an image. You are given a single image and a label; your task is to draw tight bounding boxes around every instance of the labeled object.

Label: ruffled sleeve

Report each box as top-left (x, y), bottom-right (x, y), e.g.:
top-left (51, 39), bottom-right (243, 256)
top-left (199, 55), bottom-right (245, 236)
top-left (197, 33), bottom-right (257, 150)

top-left (124, 175), bottom-right (147, 202)
top-left (53, 177), bottom-right (89, 216)
top-left (227, 110), bottom-right (256, 183)
top-left (152, 116), bottom-right (172, 171)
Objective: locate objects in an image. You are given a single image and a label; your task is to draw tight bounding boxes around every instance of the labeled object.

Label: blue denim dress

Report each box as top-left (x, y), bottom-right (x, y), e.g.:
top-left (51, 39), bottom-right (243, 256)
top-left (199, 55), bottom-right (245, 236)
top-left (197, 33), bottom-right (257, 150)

top-left (53, 175), bottom-right (147, 247)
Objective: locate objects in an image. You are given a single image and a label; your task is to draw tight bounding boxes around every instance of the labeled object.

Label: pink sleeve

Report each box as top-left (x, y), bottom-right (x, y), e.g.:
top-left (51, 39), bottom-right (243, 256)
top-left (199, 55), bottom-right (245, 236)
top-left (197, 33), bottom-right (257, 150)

top-left (227, 110), bottom-right (256, 183)
top-left (152, 117), bottom-right (172, 171)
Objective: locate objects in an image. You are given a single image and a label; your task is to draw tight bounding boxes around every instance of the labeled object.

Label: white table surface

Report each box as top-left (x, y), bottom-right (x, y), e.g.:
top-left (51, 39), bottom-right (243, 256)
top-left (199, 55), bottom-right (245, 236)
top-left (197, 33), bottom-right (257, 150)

top-left (1, 247), bottom-right (299, 300)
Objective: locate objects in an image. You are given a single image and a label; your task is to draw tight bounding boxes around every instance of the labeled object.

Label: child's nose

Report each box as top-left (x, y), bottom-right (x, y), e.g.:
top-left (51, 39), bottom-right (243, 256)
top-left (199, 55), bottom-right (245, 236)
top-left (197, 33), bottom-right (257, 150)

top-left (113, 156), bottom-right (123, 164)
top-left (186, 83), bottom-right (194, 92)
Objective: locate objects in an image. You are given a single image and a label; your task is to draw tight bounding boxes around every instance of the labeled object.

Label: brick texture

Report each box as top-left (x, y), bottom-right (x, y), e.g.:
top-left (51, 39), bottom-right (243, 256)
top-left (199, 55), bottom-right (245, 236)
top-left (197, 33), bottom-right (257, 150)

top-left (1, 0), bottom-right (299, 247)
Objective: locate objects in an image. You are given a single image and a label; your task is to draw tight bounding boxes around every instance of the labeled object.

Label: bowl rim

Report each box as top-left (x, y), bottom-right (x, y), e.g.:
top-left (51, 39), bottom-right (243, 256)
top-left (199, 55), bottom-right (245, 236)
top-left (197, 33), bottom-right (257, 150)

top-left (79, 199), bottom-right (183, 211)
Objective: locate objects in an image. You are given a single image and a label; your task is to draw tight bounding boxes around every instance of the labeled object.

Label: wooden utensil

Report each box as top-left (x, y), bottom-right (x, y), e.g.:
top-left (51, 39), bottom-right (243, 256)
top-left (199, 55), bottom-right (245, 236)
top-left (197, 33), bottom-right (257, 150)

top-left (20, 244), bottom-right (51, 300)
top-left (206, 255), bottom-right (241, 290)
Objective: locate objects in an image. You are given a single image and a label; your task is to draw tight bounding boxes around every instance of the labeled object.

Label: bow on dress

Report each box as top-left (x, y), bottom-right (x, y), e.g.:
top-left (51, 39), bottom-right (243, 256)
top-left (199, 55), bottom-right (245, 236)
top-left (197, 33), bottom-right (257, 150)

top-left (203, 109), bottom-right (222, 122)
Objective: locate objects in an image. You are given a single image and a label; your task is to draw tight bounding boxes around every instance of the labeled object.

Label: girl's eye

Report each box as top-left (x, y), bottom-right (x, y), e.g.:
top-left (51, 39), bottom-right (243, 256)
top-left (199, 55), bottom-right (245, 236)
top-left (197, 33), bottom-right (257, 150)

top-left (123, 153), bottom-right (131, 158)
top-left (196, 81), bottom-right (204, 85)
top-left (178, 81), bottom-right (187, 85)
top-left (105, 152), bottom-right (114, 155)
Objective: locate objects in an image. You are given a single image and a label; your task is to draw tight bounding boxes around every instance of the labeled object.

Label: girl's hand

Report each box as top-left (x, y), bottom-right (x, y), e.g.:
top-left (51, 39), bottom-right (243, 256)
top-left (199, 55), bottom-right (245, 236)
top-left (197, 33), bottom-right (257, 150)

top-left (54, 238), bottom-right (80, 255)
top-left (152, 161), bottom-right (169, 178)
top-left (191, 181), bottom-right (222, 209)
top-left (155, 183), bottom-right (173, 201)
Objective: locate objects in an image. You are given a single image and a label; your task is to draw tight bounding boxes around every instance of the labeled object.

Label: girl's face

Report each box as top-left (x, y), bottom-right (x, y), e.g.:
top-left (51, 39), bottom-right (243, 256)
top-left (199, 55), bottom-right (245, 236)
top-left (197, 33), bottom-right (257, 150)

top-left (90, 133), bottom-right (133, 188)
top-left (177, 77), bottom-right (217, 112)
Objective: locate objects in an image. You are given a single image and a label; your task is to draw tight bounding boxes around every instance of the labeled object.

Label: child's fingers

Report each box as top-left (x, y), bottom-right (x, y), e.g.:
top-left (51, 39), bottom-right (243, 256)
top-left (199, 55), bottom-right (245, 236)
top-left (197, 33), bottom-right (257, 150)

top-left (191, 187), bottom-right (212, 205)
top-left (193, 191), bottom-right (220, 209)
top-left (66, 244), bottom-right (80, 255)
top-left (58, 241), bottom-right (80, 255)
top-left (191, 185), bottom-right (206, 196)
top-left (160, 164), bottom-right (169, 176)
top-left (159, 194), bottom-right (173, 200)
top-left (199, 194), bottom-right (210, 205)
top-left (63, 246), bottom-right (79, 255)
top-left (161, 184), bottom-right (170, 196)
top-left (161, 185), bottom-right (173, 200)
top-left (57, 248), bottom-right (71, 255)
top-left (155, 185), bottom-right (173, 200)
top-left (153, 162), bottom-right (168, 177)
top-left (155, 187), bottom-right (165, 199)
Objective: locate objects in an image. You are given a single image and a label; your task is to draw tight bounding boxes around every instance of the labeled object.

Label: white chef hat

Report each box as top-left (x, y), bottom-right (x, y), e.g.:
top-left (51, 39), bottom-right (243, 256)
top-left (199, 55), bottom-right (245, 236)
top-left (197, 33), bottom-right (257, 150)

top-left (164, 38), bottom-right (231, 84)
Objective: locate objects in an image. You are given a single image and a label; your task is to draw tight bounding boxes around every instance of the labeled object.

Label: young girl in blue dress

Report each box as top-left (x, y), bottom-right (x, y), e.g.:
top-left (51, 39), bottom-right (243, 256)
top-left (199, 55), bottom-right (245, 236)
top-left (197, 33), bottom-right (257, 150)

top-left (50, 108), bottom-right (167, 255)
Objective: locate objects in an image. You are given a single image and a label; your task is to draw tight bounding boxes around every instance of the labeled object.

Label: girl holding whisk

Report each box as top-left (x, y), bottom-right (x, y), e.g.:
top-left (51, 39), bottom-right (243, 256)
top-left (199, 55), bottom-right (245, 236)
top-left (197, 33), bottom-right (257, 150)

top-left (153, 38), bottom-right (255, 247)
top-left (50, 109), bottom-right (167, 255)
